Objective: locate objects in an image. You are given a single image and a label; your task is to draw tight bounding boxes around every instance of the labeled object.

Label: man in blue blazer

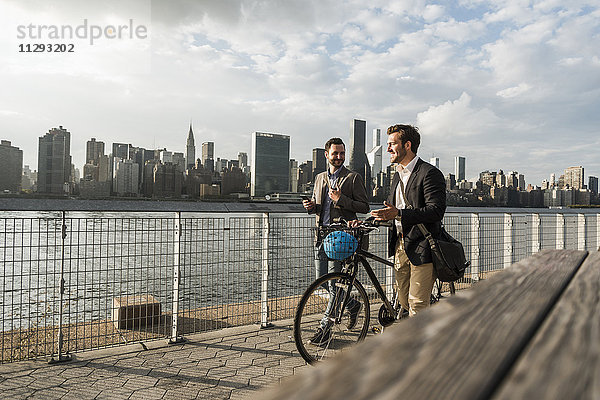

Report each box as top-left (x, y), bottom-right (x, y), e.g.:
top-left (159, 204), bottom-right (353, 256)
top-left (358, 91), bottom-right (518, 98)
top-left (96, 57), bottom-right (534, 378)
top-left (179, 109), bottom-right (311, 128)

top-left (371, 124), bottom-right (446, 316)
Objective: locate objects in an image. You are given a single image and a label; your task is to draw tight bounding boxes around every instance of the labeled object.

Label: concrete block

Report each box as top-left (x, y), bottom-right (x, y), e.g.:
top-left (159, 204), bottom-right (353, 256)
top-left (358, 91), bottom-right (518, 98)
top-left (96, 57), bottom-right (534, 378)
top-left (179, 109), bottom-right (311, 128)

top-left (112, 294), bottom-right (161, 330)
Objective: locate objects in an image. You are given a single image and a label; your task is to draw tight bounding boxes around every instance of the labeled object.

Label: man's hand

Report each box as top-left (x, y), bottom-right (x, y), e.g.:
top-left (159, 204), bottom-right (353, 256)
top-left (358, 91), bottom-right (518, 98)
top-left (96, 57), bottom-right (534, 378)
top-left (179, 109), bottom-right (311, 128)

top-left (328, 187), bottom-right (341, 203)
top-left (347, 219), bottom-right (362, 228)
top-left (370, 201), bottom-right (399, 221)
top-left (303, 199), bottom-right (315, 211)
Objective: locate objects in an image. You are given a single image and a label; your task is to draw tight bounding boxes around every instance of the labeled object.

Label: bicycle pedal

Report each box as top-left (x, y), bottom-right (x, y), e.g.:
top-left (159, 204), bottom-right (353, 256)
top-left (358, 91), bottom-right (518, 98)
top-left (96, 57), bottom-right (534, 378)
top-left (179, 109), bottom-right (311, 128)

top-left (372, 326), bottom-right (383, 334)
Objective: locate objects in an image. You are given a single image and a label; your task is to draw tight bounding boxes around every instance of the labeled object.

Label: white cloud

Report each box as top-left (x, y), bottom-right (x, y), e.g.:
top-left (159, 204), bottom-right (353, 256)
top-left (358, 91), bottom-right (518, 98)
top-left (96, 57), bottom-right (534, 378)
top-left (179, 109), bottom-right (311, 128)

top-left (416, 92), bottom-right (502, 136)
top-left (496, 83), bottom-right (532, 98)
top-left (427, 18), bottom-right (486, 43)
top-left (423, 5), bottom-right (446, 22)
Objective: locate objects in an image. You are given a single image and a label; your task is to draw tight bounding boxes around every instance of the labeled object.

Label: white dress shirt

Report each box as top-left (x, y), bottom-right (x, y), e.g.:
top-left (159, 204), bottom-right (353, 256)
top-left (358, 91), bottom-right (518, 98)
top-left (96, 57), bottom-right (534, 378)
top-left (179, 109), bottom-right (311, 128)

top-left (394, 156), bottom-right (419, 231)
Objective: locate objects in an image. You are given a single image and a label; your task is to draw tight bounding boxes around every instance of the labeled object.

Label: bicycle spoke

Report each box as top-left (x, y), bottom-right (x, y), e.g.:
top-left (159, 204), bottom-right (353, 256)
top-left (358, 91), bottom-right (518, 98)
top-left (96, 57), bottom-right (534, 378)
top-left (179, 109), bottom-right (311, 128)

top-left (294, 272), bottom-right (370, 364)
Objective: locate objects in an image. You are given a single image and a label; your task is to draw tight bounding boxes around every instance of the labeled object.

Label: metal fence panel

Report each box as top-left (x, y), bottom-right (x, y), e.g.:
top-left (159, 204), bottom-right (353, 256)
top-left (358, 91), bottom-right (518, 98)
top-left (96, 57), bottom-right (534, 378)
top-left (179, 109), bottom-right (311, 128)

top-left (1, 209), bottom-right (598, 364)
top-left (1, 212), bottom-right (62, 362)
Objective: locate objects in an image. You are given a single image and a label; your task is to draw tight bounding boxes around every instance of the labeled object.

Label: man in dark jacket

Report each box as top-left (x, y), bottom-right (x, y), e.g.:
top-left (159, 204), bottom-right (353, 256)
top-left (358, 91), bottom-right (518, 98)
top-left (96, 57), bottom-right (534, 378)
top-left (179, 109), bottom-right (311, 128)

top-left (371, 124), bottom-right (446, 316)
top-left (303, 137), bottom-right (369, 343)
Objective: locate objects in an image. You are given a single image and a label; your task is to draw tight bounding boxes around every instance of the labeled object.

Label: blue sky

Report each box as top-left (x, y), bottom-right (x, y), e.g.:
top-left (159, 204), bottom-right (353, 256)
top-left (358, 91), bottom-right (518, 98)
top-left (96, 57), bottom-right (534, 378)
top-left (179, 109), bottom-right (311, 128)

top-left (1, 0), bottom-right (599, 186)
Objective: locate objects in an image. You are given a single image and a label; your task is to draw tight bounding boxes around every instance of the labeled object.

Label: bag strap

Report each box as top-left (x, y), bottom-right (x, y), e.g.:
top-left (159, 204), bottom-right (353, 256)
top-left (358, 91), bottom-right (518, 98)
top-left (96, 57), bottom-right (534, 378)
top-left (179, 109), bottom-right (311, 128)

top-left (397, 175), bottom-right (433, 241)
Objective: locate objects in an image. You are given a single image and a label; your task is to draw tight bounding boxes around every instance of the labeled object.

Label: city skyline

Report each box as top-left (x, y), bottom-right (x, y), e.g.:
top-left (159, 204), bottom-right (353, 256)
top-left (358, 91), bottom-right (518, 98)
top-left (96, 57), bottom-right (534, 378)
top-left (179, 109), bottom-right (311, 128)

top-left (1, 1), bottom-right (599, 185)
top-left (6, 121), bottom-right (600, 190)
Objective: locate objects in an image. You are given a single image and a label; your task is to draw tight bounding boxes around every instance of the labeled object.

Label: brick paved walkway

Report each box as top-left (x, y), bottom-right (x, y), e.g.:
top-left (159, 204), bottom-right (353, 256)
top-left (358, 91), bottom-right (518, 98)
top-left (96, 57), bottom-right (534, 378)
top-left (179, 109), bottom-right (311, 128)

top-left (0, 322), bottom-right (308, 399)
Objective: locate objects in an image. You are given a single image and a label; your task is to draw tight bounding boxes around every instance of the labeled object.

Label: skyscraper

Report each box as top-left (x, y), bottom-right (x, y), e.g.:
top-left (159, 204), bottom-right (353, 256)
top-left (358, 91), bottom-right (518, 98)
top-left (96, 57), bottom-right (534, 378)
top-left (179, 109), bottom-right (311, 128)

top-left (113, 159), bottom-right (139, 195)
top-left (22, 165), bottom-right (36, 191)
top-left (429, 157), bottom-right (440, 169)
top-left (518, 174), bottom-right (525, 191)
top-left (202, 142), bottom-right (214, 172)
top-left (455, 156), bottom-right (466, 182)
top-left (289, 159), bottom-right (299, 192)
top-left (0, 140), bottom-right (23, 193)
top-left (312, 148), bottom-right (326, 181)
top-left (172, 152), bottom-right (186, 172)
top-left (251, 132), bottom-right (290, 197)
top-left (367, 128), bottom-right (382, 180)
top-left (86, 138), bottom-right (105, 164)
top-left (186, 123), bottom-right (195, 170)
top-left (589, 176), bottom-right (598, 195)
top-left (37, 126), bottom-right (72, 194)
top-left (372, 128), bottom-right (381, 149)
top-left (348, 119), bottom-right (371, 193)
top-left (112, 143), bottom-right (129, 160)
top-left (238, 152), bottom-right (249, 174)
top-left (238, 152), bottom-right (248, 169)
top-left (564, 166), bottom-right (584, 190)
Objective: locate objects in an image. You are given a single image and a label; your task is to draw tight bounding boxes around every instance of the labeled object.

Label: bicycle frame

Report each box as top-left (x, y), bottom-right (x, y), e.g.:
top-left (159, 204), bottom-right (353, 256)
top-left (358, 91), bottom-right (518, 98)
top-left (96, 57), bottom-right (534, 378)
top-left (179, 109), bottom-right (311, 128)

top-left (337, 248), bottom-right (397, 325)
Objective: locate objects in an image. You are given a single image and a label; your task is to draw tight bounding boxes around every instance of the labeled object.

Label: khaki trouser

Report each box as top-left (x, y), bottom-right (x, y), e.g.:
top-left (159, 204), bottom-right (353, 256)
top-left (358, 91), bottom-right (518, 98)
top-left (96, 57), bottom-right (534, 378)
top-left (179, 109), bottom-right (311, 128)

top-left (394, 239), bottom-right (435, 317)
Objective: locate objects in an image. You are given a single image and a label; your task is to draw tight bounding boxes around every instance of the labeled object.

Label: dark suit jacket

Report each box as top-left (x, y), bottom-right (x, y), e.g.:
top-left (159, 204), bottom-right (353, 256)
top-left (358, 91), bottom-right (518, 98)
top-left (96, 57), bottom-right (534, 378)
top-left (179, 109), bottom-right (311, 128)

top-left (387, 158), bottom-right (446, 265)
top-left (310, 166), bottom-right (369, 226)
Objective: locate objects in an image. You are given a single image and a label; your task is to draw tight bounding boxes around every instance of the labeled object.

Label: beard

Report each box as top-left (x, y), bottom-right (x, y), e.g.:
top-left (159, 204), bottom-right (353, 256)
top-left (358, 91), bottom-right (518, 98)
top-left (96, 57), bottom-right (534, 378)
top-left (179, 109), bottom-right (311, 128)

top-left (328, 158), bottom-right (344, 167)
top-left (391, 147), bottom-right (407, 164)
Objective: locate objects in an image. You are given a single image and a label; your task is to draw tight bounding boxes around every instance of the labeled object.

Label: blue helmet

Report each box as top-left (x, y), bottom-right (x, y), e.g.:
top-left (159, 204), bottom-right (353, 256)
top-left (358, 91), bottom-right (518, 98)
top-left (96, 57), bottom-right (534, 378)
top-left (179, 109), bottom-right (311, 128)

top-left (323, 230), bottom-right (358, 260)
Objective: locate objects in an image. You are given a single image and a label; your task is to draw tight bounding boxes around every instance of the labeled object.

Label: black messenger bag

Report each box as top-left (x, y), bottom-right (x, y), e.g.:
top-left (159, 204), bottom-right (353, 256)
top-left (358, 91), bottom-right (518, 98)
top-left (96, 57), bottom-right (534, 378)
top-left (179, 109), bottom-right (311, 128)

top-left (417, 224), bottom-right (469, 282)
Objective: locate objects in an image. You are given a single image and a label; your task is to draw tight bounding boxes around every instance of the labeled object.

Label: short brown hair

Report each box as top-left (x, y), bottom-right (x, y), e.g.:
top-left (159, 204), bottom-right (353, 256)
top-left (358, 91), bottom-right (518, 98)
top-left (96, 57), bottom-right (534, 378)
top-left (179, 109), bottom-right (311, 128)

top-left (387, 124), bottom-right (420, 153)
top-left (325, 137), bottom-right (345, 151)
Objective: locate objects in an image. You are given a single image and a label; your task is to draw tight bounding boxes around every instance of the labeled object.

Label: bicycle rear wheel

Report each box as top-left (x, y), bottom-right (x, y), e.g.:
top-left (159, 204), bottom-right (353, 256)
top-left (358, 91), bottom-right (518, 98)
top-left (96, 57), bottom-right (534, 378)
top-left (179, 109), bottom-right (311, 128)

top-left (294, 272), bottom-right (370, 364)
top-left (431, 279), bottom-right (456, 304)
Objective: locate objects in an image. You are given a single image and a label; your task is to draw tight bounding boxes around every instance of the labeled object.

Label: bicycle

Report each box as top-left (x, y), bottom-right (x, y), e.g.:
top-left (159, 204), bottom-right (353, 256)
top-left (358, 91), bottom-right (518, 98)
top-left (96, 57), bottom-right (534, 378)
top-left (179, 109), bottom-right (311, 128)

top-left (293, 219), bottom-right (456, 364)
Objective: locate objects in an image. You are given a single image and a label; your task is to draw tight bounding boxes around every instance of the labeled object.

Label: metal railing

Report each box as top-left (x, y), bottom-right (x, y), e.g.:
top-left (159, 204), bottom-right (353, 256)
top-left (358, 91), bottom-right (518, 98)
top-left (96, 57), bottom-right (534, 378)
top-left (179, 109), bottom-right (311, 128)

top-left (1, 209), bottom-right (598, 363)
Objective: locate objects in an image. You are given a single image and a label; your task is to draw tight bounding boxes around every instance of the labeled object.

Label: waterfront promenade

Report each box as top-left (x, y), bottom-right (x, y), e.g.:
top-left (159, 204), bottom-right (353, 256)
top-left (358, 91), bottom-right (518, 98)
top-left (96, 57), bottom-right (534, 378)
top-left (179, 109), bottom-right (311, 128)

top-left (0, 321), bottom-right (306, 399)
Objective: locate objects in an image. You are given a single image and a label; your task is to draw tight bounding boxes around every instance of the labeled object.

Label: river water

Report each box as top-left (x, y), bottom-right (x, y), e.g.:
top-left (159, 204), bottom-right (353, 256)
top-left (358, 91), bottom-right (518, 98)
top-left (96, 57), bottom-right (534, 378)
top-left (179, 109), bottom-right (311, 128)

top-left (1, 203), bottom-right (598, 331)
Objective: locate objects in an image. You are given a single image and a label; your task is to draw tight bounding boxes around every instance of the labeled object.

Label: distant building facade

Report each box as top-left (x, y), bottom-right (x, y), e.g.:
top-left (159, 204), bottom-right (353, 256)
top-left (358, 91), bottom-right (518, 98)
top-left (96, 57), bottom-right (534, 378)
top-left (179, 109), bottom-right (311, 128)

top-left (113, 159), bottom-right (139, 196)
top-left (37, 126), bottom-right (72, 194)
top-left (312, 148), bottom-right (326, 181)
top-left (153, 162), bottom-right (183, 198)
top-left (251, 132), bottom-right (290, 197)
top-left (238, 152), bottom-right (248, 172)
top-left (202, 142), bottom-right (214, 172)
top-left (0, 140), bottom-right (23, 192)
top-left (455, 156), bottom-right (466, 182)
top-left (86, 138), bottom-right (105, 164)
top-left (348, 119), bottom-right (371, 192)
top-left (22, 165), bottom-right (36, 191)
top-left (289, 159), bottom-right (299, 192)
top-left (564, 166), bottom-right (584, 189)
top-left (589, 176), bottom-right (598, 195)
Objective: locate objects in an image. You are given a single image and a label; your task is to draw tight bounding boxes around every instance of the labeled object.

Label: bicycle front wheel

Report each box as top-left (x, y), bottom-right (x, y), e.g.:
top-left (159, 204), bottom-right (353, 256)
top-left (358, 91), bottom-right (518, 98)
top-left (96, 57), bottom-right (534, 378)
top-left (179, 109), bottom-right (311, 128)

top-left (294, 272), bottom-right (370, 364)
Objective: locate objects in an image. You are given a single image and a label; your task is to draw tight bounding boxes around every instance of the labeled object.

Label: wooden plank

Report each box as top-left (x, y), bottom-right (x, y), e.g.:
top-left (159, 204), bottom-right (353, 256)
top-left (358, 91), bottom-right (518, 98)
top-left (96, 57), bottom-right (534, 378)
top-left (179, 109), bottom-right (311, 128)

top-left (493, 251), bottom-right (600, 400)
top-left (260, 250), bottom-right (588, 400)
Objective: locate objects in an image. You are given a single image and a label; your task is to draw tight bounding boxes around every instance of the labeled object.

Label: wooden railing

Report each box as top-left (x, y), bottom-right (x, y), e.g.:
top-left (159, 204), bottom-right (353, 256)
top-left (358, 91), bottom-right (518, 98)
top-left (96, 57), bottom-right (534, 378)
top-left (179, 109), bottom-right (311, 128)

top-left (261, 249), bottom-right (599, 400)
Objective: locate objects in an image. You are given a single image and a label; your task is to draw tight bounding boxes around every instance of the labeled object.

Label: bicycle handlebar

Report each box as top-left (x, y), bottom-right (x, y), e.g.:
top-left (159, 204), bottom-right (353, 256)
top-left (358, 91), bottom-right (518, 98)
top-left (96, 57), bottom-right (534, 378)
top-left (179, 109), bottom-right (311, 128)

top-left (320, 217), bottom-right (393, 236)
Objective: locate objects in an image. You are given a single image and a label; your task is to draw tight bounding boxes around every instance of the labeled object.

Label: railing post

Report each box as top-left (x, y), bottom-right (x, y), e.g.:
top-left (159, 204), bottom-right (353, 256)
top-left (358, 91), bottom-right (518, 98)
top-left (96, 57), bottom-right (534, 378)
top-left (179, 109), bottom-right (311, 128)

top-left (470, 213), bottom-right (480, 283)
top-left (578, 214), bottom-right (586, 251)
top-left (503, 213), bottom-right (513, 269)
top-left (531, 214), bottom-right (541, 254)
top-left (386, 256), bottom-right (394, 300)
top-left (170, 212), bottom-right (184, 343)
top-left (556, 214), bottom-right (565, 249)
top-left (50, 211), bottom-right (71, 363)
top-left (261, 213), bottom-right (273, 328)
